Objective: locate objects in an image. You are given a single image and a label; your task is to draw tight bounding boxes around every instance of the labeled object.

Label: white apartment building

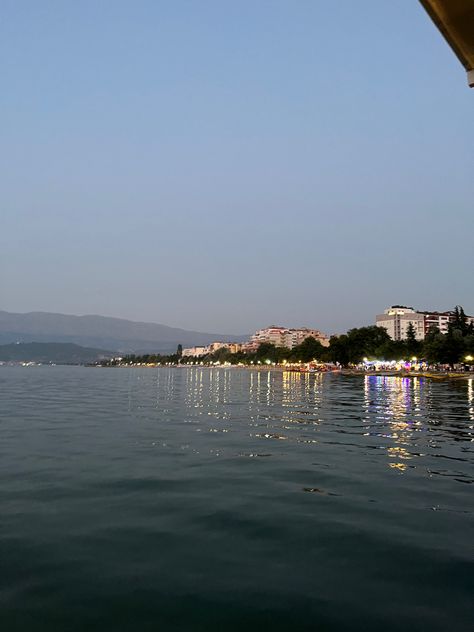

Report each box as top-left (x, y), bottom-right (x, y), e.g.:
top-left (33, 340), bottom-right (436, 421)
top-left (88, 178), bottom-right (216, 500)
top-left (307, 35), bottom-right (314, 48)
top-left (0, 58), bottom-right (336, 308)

top-left (182, 342), bottom-right (244, 357)
top-left (251, 327), bottom-right (287, 347)
top-left (182, 346), bottom-right (209, 357)
top-left (376, 306), bottom-right (474, 341)
top-left (376, 307), bottom-right (425, 341)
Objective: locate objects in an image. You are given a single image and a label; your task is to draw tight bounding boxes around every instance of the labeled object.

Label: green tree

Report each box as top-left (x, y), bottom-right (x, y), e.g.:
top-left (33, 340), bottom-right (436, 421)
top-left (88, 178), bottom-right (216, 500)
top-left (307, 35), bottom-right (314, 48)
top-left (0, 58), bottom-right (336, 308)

top-left (443, 329), bottom-right (466, 367)
top-left (291, 336), bottom-right (325, 362)
top-left (449, 305), bottom-right (468, 336)
top-left (404, 322), bottom-right (421, 357)
top-left (422, 328), bottom-right (444, 364)
top-left (405, 322), bottom-right (416, 343)
top-left (327, 334), bottom-right (350, 366)
top-left (254, 343), bottom-right (290, 364)
top-left (327, 326), bottom-right (391, 366)
top-left (376, 338), bottom-right (406, 361)
top-left (255, 342), bottom-right (276, 361)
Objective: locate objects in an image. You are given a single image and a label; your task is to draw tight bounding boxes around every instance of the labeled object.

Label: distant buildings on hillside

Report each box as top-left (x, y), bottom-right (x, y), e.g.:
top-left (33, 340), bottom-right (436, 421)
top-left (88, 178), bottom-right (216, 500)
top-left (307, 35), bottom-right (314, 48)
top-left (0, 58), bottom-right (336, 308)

top-left (182, 306), bottom-right (474, 357)
top-left (376, 306), bottom-right (474, 341)
top-left (182, 326), bottom-right (329, 358)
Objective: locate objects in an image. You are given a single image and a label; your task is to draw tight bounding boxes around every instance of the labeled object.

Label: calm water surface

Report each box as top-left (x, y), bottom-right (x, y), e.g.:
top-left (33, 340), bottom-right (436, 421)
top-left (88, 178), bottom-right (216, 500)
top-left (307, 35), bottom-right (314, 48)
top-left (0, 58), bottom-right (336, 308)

top-left (0, 366), bottom-right (473, 631)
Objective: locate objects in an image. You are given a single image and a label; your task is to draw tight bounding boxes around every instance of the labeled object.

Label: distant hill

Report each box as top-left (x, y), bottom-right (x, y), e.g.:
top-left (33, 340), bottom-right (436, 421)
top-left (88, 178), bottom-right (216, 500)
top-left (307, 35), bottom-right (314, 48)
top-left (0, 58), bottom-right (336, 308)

top-left (0, 342), bottom-right (112, 364)
top-left (0, 311), bottom-right (247, 353)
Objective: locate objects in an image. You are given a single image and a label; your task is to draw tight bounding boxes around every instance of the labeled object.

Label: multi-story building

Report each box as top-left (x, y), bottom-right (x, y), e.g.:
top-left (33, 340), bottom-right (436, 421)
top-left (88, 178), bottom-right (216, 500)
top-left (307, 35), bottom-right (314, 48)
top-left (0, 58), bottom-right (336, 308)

top-left (251, 326), bottom-right (287, 347)
top-left (241, 340), bottom-right (260, 353)
top-left (284, 327), bottom-right (330, 347)
top-left (376, 306), bottom-right (474, 341)
top-left (421, 311), bottom-right (451, 335)
top-left (207, 342), bottom-right (229, 354)
top-left (182, 346), bottom-right (209, 357)
top-left (376, 307), bottom-right (425, 341)
top-left (250, 326), bottom-right (329, 349)
top-left (207, 341), bottom-right (244, 354)
top-left (226, 342), bottom-right (244, 354)
top-left (182, 342), bottom-right (244, 357)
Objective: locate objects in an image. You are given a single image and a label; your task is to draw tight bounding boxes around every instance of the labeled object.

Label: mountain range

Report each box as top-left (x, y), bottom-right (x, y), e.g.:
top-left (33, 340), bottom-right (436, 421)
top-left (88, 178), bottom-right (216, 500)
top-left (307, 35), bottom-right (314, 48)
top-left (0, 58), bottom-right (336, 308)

top-left (0, 342), bottom-right (112, 364)
top-left (0, 311), bottom-right (246, 353)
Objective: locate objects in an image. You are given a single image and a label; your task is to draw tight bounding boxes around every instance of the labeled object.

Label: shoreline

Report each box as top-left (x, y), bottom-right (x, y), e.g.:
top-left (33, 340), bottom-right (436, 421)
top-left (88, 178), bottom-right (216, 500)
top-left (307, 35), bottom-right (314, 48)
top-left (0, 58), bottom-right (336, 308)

top-left (340, 369), bottom-right (473, 380)
top-left (95, 364), bottom-right (473, 380)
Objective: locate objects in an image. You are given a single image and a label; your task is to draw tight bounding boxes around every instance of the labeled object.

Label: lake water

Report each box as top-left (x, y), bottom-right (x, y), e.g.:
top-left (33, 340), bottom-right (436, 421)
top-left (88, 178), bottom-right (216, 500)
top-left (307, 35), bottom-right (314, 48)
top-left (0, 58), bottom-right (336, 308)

top-left (0, 366), bottom-right (473, 631)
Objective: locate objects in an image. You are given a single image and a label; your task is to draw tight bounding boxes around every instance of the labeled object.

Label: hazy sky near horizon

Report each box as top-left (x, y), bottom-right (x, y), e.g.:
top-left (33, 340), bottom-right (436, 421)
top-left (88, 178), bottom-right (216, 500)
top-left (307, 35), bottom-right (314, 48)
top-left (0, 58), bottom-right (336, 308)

top-left (1, 0), bottom-right (473, 334)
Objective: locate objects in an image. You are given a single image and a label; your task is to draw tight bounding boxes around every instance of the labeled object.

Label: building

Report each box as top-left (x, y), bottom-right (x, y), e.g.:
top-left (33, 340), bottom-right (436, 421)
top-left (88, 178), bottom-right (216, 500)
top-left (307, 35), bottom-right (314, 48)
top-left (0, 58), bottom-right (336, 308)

top-left (226, 342), bottom-right (244, 354)
top-left (207, 341), bottom-right (244, 354)
top-left (376, 305), bottom-right (474, 341)
top-left (182, 346), bottom-right (209, 357)
top-left (182, 341), bottom-right (244, 357)
top-left (251, 326), bottom-right (287, 347)
top-left (250, 326), bottom-right (329, 349)
top-left (241, 340), bottom-right (260, 353)
top-left (376, 307), bottom-right (425, 341)
top-left (421, 311), bottom-right (451, 335)
top-left (284, 327), bottom-right (330, 348)
top-left (207, 342), bottom-right (229, 354)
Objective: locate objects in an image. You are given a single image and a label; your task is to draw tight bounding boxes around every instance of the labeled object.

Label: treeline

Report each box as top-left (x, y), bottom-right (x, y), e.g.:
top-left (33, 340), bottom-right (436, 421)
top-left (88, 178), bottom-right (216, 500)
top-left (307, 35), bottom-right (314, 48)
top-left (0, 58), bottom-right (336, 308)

top-left (100, 306), bottom-right (474, 369)
top-left (327, 324), bottom-right (473, 369)
top-left (322, 306), bottom-right (473, 367)
top-left (99, 336), bottom-right (329, 367)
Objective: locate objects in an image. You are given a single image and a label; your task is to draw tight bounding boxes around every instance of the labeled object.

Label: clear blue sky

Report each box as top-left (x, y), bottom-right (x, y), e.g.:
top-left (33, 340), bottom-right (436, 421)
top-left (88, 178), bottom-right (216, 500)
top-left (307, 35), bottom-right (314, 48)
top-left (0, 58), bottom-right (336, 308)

top-left (1, 0), bottom-right (473, 334)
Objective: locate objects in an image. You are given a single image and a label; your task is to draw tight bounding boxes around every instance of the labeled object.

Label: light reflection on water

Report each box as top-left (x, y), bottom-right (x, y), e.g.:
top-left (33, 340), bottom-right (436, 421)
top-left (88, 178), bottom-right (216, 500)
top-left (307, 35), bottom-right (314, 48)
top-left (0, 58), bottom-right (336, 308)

top-left (0, 366), bottom-right (473, 631)
top-left (122, 367), bottom-right (474, 484)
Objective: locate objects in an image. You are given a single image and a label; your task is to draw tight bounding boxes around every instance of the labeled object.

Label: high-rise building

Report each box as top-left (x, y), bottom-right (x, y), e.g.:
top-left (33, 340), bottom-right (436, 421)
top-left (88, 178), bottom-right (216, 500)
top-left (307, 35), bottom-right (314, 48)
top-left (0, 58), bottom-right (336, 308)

top-left (376, 307), bottom-right (425, 341)
top-left (376, 306), bottom-right (474, 341)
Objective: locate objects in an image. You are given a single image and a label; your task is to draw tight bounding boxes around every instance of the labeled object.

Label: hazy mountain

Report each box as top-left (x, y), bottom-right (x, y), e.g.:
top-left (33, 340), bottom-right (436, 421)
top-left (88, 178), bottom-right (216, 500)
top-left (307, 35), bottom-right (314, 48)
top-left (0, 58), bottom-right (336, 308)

top-left (0, 342), bottom-right (112, 364)
top-left (0, 311), bottom-right (247, 353)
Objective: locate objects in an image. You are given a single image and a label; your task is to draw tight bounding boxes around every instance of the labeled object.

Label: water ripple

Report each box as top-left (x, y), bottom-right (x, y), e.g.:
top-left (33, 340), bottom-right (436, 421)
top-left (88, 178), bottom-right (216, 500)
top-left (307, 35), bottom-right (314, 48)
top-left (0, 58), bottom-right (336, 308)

top-left (0, 366), bottom-right (473, 631)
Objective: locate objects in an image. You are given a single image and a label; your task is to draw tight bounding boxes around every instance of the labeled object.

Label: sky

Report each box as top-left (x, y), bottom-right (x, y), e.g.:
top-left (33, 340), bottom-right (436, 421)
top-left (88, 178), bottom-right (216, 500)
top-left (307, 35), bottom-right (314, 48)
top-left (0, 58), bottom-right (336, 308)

top-left (1, 0), bottom-right (473, 335)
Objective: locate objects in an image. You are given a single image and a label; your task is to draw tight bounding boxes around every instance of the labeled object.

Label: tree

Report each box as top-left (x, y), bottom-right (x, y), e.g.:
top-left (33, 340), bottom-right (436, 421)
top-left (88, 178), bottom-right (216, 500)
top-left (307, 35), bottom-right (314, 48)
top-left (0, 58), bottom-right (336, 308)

top-left (405, 322), bottom-right (421, 357)
top-left (376, 338), bottom-right (406, 361)
top-left (405, 322), bottom-right (416, 343)
top-left (442, 330), bottom-right (466, 368)
top-left (291, 336), bottom-right (325, 362)
top-left (327, 334), bottom-right (350, 366)
top-left (449, 305), bottom-right (468, 336)
top-left (255, 343), bottom-right (290, 364)
top-left (422, 329), bottom-right (445, 364)
top-left (346, 326), bottom-right (391, 364)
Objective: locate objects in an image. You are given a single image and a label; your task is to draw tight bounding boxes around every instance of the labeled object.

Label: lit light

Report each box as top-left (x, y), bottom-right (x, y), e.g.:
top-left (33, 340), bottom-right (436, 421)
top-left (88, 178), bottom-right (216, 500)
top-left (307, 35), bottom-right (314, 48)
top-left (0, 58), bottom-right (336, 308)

top-left (465, 355), bottom-right (474, 362)
top-left (411, 356), bottom-right (417, 362)
top-left (265, 359), bottom-right (271, 365)
top-left (363, 357), bottom-right (369, 363)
